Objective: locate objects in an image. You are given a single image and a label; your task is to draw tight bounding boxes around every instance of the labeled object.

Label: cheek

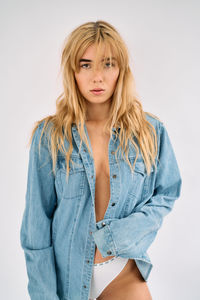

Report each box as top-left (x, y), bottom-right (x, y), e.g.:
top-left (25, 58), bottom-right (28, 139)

top-left (75, 75), bottom-right (85, 90)
top-left (110, 74), bottom-right (119, 88)
top-left (111, 69), bottom-right (119, 81)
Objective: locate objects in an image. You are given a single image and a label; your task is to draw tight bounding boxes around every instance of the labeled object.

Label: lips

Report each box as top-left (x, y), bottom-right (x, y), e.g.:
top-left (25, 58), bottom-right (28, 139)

top-left (90, 89), bottom-right (105, 95)
top-left (91, 88), bottom-right (105, 91)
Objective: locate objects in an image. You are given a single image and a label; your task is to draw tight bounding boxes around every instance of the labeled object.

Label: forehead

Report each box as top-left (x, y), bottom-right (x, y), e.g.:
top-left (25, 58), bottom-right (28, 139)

top-left (80, 43), bottom-right (115, 60)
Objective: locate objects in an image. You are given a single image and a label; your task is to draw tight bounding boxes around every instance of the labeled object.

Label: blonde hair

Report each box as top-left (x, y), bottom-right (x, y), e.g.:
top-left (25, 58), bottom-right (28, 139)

top-left (29, 20), bottom-right (161, 180)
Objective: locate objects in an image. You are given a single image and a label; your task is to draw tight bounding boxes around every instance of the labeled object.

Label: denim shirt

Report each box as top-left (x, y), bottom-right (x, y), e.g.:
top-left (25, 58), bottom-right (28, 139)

top-left (20, 114), bottom-right (182, 300)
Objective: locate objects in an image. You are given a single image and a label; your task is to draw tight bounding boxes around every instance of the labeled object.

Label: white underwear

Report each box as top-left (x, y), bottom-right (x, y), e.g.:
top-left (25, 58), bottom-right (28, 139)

top-left (89, 256), bottom-right (129, 300)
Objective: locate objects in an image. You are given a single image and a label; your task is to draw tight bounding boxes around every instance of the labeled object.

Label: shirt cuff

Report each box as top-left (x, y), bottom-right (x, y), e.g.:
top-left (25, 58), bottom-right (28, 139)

top-left (92, 220), bottom-right (117, 257)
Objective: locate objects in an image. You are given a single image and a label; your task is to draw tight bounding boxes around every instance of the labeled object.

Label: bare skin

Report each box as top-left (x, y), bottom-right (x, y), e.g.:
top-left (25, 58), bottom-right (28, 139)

top-left (86, 121), bottom-right (115, 264)
top-left (86, 121), bottom-right (153, 300)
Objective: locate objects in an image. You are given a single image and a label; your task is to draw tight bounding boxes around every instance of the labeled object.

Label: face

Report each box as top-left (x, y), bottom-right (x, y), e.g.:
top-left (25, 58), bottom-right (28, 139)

top-left (74, 43), bottom-right (120, 105)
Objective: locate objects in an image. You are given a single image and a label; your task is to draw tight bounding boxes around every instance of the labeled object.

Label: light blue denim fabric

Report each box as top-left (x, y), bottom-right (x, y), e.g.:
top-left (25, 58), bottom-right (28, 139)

top-left (20, 114), bottom-right (182, 300)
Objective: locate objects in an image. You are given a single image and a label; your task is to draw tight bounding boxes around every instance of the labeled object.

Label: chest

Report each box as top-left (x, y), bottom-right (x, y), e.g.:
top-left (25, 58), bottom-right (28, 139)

top-left (85, 126), bottom-right (113, 221)
top-left (86, 127), bottom-right (111, 178)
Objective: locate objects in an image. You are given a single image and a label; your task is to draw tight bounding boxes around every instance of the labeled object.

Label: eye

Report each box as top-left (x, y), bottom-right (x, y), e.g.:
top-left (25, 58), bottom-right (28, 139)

top-left (80, 63), bottom-right (90, 69)
top-left (105, 62), bottom-right (116, 68)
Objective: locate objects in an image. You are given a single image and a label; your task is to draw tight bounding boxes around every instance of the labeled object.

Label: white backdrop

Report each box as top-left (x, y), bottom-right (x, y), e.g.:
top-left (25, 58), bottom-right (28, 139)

top-left (1, 0), bottom-right (199, 299)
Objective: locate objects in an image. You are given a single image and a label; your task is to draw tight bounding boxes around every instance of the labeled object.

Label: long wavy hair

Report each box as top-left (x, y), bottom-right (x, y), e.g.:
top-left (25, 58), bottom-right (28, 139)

top-left (28, 20), bottom-right (161, 180)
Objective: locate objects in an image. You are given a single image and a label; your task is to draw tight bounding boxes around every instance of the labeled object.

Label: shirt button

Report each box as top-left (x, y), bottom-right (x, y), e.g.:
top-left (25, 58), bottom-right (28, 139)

top-left (83, 285), bottom-right (87, 288)
top-left (91, 175), bottom-right (94, 178)
top-left (111, 151), bottom-right (115, 155)
top-left (87, 260), bottom-right (90, 263)
top-left (107, 250), bottom-right (112, 255)
top-left (112, 174), bottom-right (117, 178)
top-left (102, 222), bottom-right (106, 227)
top-left (84, 149), bottom-right (86, 152)
top-left (90, 231), bottom-right (92, 235)
top-left (111, 202), bottom-right (115, 206)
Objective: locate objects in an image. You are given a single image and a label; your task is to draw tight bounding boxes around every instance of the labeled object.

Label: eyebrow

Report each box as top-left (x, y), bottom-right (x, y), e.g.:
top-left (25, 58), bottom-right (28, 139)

top-left (79, 57), bottom-right (117, 63)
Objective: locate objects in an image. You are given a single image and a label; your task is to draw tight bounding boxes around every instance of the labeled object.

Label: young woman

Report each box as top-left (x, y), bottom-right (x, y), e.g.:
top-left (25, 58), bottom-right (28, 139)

top-left (20, 20), bottom-right (182, 300)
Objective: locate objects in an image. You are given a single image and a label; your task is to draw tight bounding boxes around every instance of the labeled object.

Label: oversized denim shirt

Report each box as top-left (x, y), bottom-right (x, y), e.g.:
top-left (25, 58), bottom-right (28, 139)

top-left (20, 114), bottom-right (182, 300)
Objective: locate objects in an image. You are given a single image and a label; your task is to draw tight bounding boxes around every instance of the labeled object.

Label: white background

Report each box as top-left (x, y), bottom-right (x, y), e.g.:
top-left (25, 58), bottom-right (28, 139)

top-left (1, 0), bottom-right (199, 299)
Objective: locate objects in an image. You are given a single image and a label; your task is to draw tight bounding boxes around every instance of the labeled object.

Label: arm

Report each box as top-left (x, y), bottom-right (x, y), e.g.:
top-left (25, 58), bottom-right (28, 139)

top-left (20, 122), bottom-right (59, 300)
top-left (92, 121), bottom-right (182, 258)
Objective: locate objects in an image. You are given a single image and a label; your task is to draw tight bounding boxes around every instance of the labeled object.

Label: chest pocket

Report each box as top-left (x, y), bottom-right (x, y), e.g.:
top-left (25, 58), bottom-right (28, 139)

top-left (58, 154), bottom-right (85, 199)
top-left (120, 156), bottom-right (146, 216)
top-left (125, 153), bottom-right (156, 215)
top-left (128, 157), bottom-right (146, 197)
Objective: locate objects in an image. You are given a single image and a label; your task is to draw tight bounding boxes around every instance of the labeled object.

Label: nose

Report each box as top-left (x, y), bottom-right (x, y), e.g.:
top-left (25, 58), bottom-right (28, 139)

top-left (92, 67), bottom-right (103, 82)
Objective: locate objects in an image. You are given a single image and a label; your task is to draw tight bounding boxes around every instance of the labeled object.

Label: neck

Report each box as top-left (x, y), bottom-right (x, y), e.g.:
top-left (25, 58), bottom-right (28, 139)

top-left (85, 99), bottom-right (111, 123)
